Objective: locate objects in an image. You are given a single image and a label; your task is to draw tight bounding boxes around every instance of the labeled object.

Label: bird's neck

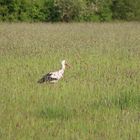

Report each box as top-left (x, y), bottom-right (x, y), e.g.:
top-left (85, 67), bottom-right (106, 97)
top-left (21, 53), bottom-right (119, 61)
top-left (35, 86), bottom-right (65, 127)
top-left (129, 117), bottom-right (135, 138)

top-left (62, 64), bottom-right (65, 71)
top-left (59, 64), bottom-right (65, 74)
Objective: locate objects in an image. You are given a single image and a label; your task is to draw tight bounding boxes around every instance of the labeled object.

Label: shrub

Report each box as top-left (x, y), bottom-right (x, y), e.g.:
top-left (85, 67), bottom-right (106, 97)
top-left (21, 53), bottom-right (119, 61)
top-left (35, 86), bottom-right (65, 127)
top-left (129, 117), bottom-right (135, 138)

top-left (0, 0), bottom-right (140, 22)
top-left (0, 5), bottom-right (9, 21)
top-left (43, 0), bottom-right (60, 22)
top-left (111, 0), bottom-right (140, 21)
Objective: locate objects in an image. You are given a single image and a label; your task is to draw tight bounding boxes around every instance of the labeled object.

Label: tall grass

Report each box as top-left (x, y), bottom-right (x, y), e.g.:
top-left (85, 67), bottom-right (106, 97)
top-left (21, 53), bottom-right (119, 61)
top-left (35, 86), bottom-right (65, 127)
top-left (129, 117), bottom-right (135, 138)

top-left (0, 22), bottom-right (140, 140)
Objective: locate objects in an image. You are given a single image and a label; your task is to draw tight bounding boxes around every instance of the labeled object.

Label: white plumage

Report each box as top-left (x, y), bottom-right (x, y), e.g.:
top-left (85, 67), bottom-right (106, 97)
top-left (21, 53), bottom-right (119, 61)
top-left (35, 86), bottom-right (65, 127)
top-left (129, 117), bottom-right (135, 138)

top-left (37, 60), bottom-right (69, 83)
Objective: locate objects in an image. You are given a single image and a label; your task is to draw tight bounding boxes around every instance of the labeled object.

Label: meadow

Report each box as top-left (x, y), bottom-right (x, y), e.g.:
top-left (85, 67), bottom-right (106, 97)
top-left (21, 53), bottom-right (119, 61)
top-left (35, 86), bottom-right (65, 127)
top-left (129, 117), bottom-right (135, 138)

top-left (0, 22), bottom-right (140, 140)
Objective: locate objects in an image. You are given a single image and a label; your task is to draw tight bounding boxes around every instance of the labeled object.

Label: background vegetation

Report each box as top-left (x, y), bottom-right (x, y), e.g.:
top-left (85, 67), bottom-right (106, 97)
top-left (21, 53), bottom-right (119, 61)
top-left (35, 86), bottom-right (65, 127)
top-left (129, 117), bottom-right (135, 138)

top-left (0, 0), bottom-right (140, 22)
top-left (0, 22), bottom-right (140, 139)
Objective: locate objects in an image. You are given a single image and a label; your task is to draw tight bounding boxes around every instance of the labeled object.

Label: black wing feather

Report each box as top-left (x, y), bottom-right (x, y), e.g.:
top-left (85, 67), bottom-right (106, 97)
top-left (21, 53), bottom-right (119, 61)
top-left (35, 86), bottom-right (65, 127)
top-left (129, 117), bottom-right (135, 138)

top-left (37, 73), bottom-right (57, 83)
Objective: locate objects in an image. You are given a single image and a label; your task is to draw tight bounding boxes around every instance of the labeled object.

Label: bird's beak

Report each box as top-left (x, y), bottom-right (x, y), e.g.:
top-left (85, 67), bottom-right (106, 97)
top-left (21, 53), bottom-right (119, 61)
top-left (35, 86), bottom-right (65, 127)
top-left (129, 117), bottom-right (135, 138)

top-left (65, 63), bottom-right (71, 68)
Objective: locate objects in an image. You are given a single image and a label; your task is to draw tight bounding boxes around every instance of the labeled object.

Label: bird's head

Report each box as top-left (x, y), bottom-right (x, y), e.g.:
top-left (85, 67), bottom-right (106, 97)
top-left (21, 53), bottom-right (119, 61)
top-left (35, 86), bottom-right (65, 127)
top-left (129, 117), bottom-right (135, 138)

top-left (61, 60), bottom-right (70, 68)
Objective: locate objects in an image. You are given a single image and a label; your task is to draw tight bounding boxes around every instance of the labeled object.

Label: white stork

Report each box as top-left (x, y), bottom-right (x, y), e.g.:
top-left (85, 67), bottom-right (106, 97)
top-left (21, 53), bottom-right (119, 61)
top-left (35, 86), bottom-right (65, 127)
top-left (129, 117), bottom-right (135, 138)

top-left (37, 60), bottom-right (70, 83)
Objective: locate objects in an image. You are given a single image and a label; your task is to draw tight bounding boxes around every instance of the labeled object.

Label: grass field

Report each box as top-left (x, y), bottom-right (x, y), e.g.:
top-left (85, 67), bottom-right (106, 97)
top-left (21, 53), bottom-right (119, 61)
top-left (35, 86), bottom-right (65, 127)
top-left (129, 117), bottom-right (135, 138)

top-left (0, 22), bottom-right (140, 140)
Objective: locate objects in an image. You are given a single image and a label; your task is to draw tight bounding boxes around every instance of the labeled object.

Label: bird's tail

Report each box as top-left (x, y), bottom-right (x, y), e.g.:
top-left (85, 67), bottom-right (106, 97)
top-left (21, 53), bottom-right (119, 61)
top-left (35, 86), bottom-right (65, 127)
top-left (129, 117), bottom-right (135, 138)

top-left (37, 77), bottom-right (45, 83)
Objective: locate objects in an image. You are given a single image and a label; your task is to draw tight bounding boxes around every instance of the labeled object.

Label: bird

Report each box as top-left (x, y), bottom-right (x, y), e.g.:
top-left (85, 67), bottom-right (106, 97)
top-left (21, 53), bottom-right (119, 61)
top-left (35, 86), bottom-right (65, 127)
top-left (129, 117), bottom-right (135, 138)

top-left (37, 60), bottom-right (70, 83)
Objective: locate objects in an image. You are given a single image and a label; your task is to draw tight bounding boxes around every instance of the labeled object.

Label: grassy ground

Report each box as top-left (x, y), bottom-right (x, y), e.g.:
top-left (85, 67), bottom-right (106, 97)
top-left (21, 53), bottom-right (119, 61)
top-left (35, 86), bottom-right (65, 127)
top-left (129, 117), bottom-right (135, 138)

top-left (0, 22), bottom-right (140, 140)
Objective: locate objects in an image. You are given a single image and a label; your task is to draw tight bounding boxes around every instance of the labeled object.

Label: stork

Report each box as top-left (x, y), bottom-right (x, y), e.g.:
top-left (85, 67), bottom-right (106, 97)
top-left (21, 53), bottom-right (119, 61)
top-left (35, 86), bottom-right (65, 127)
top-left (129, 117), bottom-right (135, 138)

top-left (37, 60), bottom-right (70, 83)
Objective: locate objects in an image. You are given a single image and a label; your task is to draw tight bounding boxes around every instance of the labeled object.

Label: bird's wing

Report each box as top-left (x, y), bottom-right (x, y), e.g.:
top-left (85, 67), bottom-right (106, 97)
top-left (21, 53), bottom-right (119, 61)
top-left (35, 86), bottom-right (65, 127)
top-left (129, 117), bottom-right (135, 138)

top-left (37, 72), bottom-right (52, 83)
top-left (44, 72), bottom-right (58, 81)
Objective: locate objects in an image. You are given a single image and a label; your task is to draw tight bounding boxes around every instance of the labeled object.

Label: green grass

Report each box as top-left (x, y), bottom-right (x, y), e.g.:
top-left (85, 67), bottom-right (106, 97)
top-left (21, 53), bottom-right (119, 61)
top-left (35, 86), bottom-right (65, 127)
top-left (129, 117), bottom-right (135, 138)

top-left (0, 22), bottom-right (140, 140)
